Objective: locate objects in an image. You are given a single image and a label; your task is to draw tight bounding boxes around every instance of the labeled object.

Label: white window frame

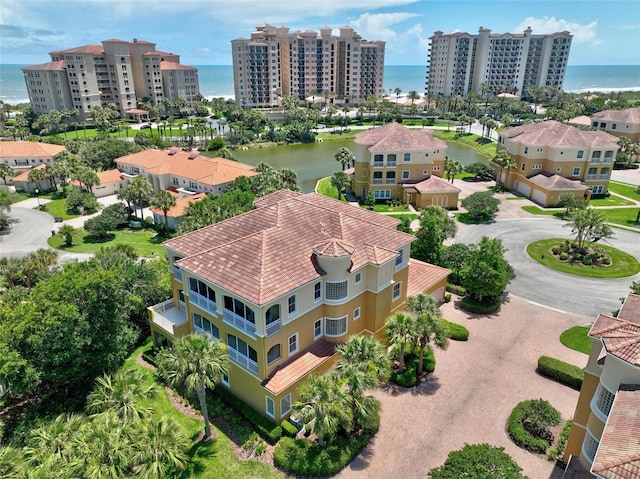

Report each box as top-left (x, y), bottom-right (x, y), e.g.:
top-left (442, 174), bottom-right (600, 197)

top-left (326, 280), bottom-right (348, 301)
top-left (325, 316), bottom-right (348, 337)
top-left (221, 373), bottom-right (230, 387)
top-left (288, 333), bottom-right (298, 355)
top-left (314, 282), bottom-right (321, 302)
top-left (393, 282), bottom-right (402, 300)
top-left (573, 167), bottom-right (581, 176)
top-left (355, 272), bottom-right (362, 284)
top-left (353, 307), bottom-right (361, 320)
top-left (265, 396), bottom-right (275, 418)
top-left (402, 170), bottom-right (410, 180)
top-left (314, 319), bottom-right (323, 339)
top-left (267, 344), bottom-right (282, 365)
top-left (280, 393), bottom-right (292, 417)
top-left (288, 295), bottom-right (297, 316)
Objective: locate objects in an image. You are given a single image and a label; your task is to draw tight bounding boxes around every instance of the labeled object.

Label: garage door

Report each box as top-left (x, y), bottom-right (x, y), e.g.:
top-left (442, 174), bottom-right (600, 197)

top-left (517, 182), bottom-right (531, 197)
top-left (532, 189), bottom-right (547, 205)
top-left (430, 287), bottom-right (445, 304)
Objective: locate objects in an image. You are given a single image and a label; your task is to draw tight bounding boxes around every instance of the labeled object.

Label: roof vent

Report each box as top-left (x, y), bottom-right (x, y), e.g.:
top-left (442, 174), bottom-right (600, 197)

top-left (168, 148), bottom-right (177, 156)
top-left (188, 152), bottom-right (198, 160)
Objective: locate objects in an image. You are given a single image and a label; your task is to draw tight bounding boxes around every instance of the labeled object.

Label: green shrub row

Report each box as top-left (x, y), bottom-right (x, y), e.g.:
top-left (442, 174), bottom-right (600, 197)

top-left (460, 296), bottom-right (501, 314)
top-left (508, 399), bottom-right (560, 454)
top-left (442, 319), bottom-right (469, 341)
top-left (281, 419), bottom-right (299, 438)
top-left (537, 356), bottom-right (584, 391)
top-left (274, 433), bottom-right (372, 476)
top-left (213, 387), bottom-right (282, 444)
top-left (548, 420), bottom-right (572, 461)
top-left (446, 283), bottom-right (466, 295)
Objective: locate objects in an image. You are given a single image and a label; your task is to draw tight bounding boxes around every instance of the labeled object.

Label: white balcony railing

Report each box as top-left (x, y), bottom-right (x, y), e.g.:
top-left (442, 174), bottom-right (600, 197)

top-left (372, 179), bottom-right (383, 184)
top-left (228, 348), bottom-right (258, 375)
top-left (586, 174), bottom-right (596, 180)
top-left (224, 309), bottom-right (256, 336)
top-left (174, 268), bottom-right (183, 282)
top-left (266, 319), bottom-right (282, 337)
top-left (603, 159), bottom-right (612, 164)
top-left (387, 161), bottom-right (397, 167)
top-left (373, 162), bottom-right (384, 167)
top-left (190, 292), bottom-right (216, 315)
top-left (149, 299), bottom-right (187, 336)
top-left (386, 179), bottom-right (395, 184)
top-left (599, 174), bottom-right (609, 180)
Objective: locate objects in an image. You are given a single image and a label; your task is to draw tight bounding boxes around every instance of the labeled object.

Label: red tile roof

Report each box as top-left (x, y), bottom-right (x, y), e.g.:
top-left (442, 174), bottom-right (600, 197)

top-left (590, 294), bottom-right (640, 368)
top-left (168, 192), bottom-right (413, 305)
top-left (593, 108), bottom-right (640, 124)
top-left (528, 173), bottom-right (586, 190)
top-left (160, 61), bottom-right (197, 71)
top-left (53, 44), bottom-right (105, 55)
top-left (501, 120), bottom-right (619, 148)
top-left (0, 141), bottom-right (65, 158)
top-left (403, 175), bottom-right (461, 194)
top-left (406, 259), bottom-right (451, 297)
top-left (592, 385), bottom-right (640, 479)
top-left (70, 168), bottom-right (122, 188)
top-left (262, 339), bottom-right (336, 394)
top-left (11, 164), bottom-right (47, 182)
top-left (22, 60), bottom-right (66, 71)
top-left (150, 194), bottom-right (206, 218)
top-left (355, 122), bottom-right (447, 152)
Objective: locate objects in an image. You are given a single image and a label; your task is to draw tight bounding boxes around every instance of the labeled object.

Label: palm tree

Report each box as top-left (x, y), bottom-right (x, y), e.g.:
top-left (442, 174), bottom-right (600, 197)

top-left (150, 190), bottom-right (177, 228)
top-left (335, 147), bottom-right (355, 171)
top-left (292, 372), bottom-right (352, 445)
top-left (0, 163), bottom-right (13, 185)
top-left (385, 312), bottom-right (416, 372)
top-left (406, 294), bottom-right (449, 376)
top-left (408, 90), bottom-right (419, 107)
top-left (331, 171), bottom-right (352, 201)
top-left (394, 87), bottom-right (402, 105)
top-left (128, 176), bottom-right (154, 219)
top-left (564, 207), bottom-right (614, 251)
top-left (0, 445), bottom-right (23, 479)
top-left (131, 417), bottom-right (190, 478)
top-left (157, 334), bottom-right (229, 440)
top-left (444, 157), bottom-right (464, 183)
top-left (87, 368), bottom-right (156, 424)
top-left (58, 224), bottom-right (75, 246)
top-left (492, 150), bottom-right (517, 189)
top-left (28, 167), bottom-right (48, 193)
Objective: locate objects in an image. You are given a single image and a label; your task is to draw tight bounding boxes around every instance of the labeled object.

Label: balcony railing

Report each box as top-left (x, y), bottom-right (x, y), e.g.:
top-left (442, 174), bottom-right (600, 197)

top-left (372, 179), bottom-right (383, 184)
top-left (265, 319), bottom-right (282, 337)
top-left (373, 161), bottom-right (384, 167)
top-left (590, 158), bottom-right (601, 163)
top-left (173, 268), bottom-right (183, 282)
top-left (586, 174), bottom-right (597, 180)
top-left (224, 309), bottom-right (256, 336)
top-left (149, 299), bottom-right (188, 337)
top-left (387, 161), bottom-right (397, 167)
top-left (599, 174), bottom-right (609, 180)
top-left (386, 179), bottom-right (395, 184)
top-left (190, 292), bottom-right (217, 315)
top-left (603, 158), bottom-right (612, 164)
top-left (228, 348), bottom-right (258, 375)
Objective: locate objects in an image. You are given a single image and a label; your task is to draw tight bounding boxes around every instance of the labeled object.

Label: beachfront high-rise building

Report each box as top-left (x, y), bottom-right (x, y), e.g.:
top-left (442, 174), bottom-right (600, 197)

top-left (426, 27), bottom-right (572, 99)
top-left (22, 39), bottom-right (200, 121)
top-left (231, 24), bottom-right (385, 107)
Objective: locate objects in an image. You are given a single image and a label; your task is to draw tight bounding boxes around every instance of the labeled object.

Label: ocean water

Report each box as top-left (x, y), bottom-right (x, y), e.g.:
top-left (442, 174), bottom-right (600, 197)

top-left (1, 64), bottom-right (639, 105)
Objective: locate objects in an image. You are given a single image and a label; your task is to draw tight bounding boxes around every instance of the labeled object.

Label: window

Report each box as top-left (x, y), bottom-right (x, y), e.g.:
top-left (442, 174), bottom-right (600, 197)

top-left (556, 167), bottom-right (562, 173)
top-left (521, 162), bottom-right (526, 171)
top-left (393, 282), bottom-right (402, 300)
top-left (267, 344), bottom-right (281, 364)
top-left (281, 393), bottom-right (291, 417)
top-left (288, 295), bottom-right (297, 315)
top-left (189, 278), bottom-right (216, 311)
top-left (387, 154), bottom-right (397, 166)
top-left (266, 304), bottom-right (280, 325)
top-left (224, 296), bottom-right (255, 323)
top-left (221, 373), bottom-right (229, 387)
top-left (595, 383), bottom-right (615, 417)
top-left (265, 397), bottom-right (275, 418)
top-left (612, 123), bottom-right (617, 130)
top-left (433, 166), bottom-right (440, 171)
top-left (193, 313), bottom-right (219, 339)
top-left (572, 167), bottom-right (581, 176)
top-left (373, 154), bottom-right (383, 167)
top-left (577, 150), bottom-right (584, 159)
top-left (355, 272), bottom-right (362, 284)
top-left (524, 147), bottom-right (528, 154)
top-left (532, 164), bottom-right (542, 170)
top-left (386, 172), bottom-right (396, 184)
top-left (395, 249), bottom-right (404, 267)
top-left (326, 280), bottom-right (348, 300)
top-left (325, 316), bottom-right (348, 336)
top-left (373, 189), bottom-right (391, 199)
top-left (402, 170), bottom-right (410, 180)
top-left (227, 334), bottom-right (258, 374)
top-left (353, 307), bottom-right (361, 320)
top-left (583, 431), bottom-right (600, 463)
top-left (288, 333), bottom-right (298, 355)
top-left (314, 319), bottom-right (323, 339)
top-left (314, 282), bottom-right (321, 301)
top-left (592, 185), bottom-right (604, 194)
top-left (373, 172), bottom-right (383, 184)
top-left (403, 153), bottom-right (411, 162)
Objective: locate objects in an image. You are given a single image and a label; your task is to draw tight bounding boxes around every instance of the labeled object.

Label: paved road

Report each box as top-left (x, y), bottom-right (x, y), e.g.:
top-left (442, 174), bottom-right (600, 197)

top-left (454, 218), bottom-right (640, 318)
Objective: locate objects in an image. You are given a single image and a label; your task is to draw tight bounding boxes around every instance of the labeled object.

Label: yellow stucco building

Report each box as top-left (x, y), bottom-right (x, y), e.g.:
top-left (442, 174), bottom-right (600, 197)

top-left (148, 190), bottom-right (449, 422)
top-left (591, 107), bottom-right (640, 142)
top-left (562, 293), bottom-right (640, 478)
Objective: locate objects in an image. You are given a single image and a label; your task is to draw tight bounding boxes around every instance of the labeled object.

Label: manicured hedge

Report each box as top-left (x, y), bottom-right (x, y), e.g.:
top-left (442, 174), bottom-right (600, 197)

top-left (390, 351), bottom-right (436, 388)
top-left (442, 319), bottom-right (469, 341)
top-left (507, 399), bottom-right (561, 454)
top-left (537, 356), bottom-right (584, 391)
top-left (281, 419), bottom-right (299, 438)
top-left (460, 296), bottom-right (501, 314)
top-left (548, 420), bottom-right (572, 461)
top-left (446, 283), bottom-right (466, 295)
top-left (274, 433), bottom-right (372, 476)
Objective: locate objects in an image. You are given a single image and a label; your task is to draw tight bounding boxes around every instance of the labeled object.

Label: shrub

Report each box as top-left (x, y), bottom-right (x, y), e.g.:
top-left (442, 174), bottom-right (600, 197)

top-left (429, 443), bottom-right (526, 478)
top-left (274, 433), bottom-right (372, 476)
top-left (446, 283), bottom-right (466, 295)
top-left (508, 399), bottom-right (561, 454)
top-left (602, 256), bottom-right (611, 265)
top-left (460, 295), bottom-right (501, 314)
top-left (537, 356), bottom-right (584, 390)
top-left (582, 256), bottom-right (593, 266)
top-left (548, 420), bottom-right (572, 461)
top-left (281, 419), bottom-right (299, 438)
top-left (442, 319), bottom-right (469, 341)
top-left (559, 252), bottom-right (569, 261)
top-left (444, 293), bottom-right (452, 303)
top-left (389, 351), bottom-right (436, 388)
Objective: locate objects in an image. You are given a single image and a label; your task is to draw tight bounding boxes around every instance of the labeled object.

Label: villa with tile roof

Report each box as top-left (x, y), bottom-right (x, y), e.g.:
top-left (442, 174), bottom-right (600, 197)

top-left (149, 193), bottom-right (206, 231)
top-left (11, 164), bottom-right (55, 194)
top-left (0, 141), bottom-right (65, 177)
top-left (495, 120), bottom-right (619, 206)
top-left (70, 168), bottom-right (128, 198)
top-left (592, 107), bottom-right (640, 142)
top-left (148, 190), bottom-right (449, 421)
top-left (352, 122), bottom-right (460, 208)
top-left (115, 148), bottom-right (257, 196)
top-left (563, 293), bottom-right (640, 479)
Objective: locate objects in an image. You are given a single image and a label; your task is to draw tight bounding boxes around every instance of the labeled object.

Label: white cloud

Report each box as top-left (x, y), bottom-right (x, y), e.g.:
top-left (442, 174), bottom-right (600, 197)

top-left (352, 12), bottom-right (420, 42)
top-left (514, 16), bottom-right (599, 44)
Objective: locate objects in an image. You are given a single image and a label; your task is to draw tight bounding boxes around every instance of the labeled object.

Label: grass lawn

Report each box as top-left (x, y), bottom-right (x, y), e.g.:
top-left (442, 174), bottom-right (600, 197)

top-left (387, 213), bottom-right (419, 222)
top-left (315, 177), bottom-right (347, 201)
top-left (589, 195), bottom-right (635, 207)
top-left (560, 326), bottom-right (592, 354)
top-left (431, 130), bottom-right (495, 159)
top-left (48, 227), bottom-right (168, 258)
top-left (371, 203), bottom-right (410, 213)
top-left (521, 205), bottom-right (564, 217)
top-left (526, 238), bottom-right (640, 278)
top-left (597, 208), bottom-right (640, 229)
top-left (41, 198), bottom-right (79, 220)
top-left (505, 197), bottom-right (528, 201)
top-left (608, 181), bottom-right (640, 201)
top-left (124, 342), bottom-right (285, 479)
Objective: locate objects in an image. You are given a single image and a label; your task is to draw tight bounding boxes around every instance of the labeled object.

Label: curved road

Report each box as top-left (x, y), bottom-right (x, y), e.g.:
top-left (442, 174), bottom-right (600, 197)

top-left (454, 218), bottom-right (640, 319)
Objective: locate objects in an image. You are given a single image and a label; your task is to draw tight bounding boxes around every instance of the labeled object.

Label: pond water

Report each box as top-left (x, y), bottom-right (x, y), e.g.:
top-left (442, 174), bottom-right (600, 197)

top-left (233, 136), bottom-right (488, 193)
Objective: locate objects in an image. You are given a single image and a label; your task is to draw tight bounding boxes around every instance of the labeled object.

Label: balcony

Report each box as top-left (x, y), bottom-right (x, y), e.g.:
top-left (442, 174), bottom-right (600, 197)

top-left (149, 299), bottom-right (189, 337)
top-left (189, 292), bottom-right (216, 315)
top-left (173, 267), bottom-right (183, 282)
top-left (599, 174), bottom-right (609, 180)
top-left (373, 161), bottom-right (384, 168)
top-left (386, 179), bottom-right (396, 184)
top-left (586, 174), bottom-right (597, 180)
top-left (266, 319), bottom-right (282, 337)
top-left (224, 309), bottom-right (256, 336)
top-left (372, 179), bottom-right (383, 184)
top-left (228, 348), bottom-right (259, 375)
top-left (387, 161), bottom-right (397, 167)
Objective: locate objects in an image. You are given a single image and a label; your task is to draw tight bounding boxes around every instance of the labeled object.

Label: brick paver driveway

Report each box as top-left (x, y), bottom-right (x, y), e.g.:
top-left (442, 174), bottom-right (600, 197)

top-left (336, 296), bottom-right (589, 479)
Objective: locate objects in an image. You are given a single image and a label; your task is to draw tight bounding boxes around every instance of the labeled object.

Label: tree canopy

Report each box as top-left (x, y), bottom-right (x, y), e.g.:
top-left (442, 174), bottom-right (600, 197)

top-left (429, 443), bottom-right (527, 479)
top-left (412, 206), bottom-right (457, 265)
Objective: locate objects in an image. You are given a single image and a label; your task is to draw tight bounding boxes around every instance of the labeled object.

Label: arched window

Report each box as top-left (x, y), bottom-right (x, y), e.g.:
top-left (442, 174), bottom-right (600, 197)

top-left (267, 344), bottom-right (281, 364)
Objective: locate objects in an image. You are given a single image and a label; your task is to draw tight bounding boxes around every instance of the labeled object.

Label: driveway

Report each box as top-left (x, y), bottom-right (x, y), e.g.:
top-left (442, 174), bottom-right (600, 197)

top-left (337, 296), bottom-right (586, 479)
top-left (453, 218), bottom-right (640, 318)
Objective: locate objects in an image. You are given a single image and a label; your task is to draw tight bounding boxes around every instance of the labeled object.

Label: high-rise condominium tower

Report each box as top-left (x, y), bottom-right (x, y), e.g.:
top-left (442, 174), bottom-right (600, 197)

top-left (231, 24), bottom-right (385, 107)
top-left (426, 26), bottom-right (572, 98)
top-left (23, 38), bottom-right (199, 120)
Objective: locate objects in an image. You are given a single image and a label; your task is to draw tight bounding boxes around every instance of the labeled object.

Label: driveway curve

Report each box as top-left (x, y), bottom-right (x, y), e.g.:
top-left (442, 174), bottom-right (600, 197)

top-left (454, 217), bottom-right (640, 318)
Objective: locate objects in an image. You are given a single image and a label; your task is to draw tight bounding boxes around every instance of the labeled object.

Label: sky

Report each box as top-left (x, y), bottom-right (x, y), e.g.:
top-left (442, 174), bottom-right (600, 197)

top-left (1, 0), bottom-right (639, 66)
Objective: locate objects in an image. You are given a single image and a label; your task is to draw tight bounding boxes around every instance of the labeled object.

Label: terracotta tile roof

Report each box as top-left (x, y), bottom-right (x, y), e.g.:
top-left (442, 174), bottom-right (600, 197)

top-left (252, 189), bottom-right (300, 207)
top-left (593, 108), bottom-right (640, 124)
top-left (0, 141), bottom-right (65, 158)
top-left (54, 44), bottom-right (105, 55)
top-left (590, 295), bottom-right (640, 367)
top-left (528, 173), bottom-right (586, 190)
top-left (592, 385), bottom-right (640, 479)
top-left (168, 192), bottom-right (414, 305)
top-left (403, 175), bottom-right (461, 194)
top-left (406, 259), bottom-right (451, 297)
top-left (619, 294), bottom-right (640, 324)
top-left (354, 122), bottom-right (448, 152)
top-left (70, 168), bottom-right (122, 188)
top-left (262, 339), bottom-right (336, 395)
top-left (569, 115), bottom-right (593, 126)
top-left (160, 61), bottom-right (197, 71)
top-left (22, 60), bottom-right (66, 71)
top-left (313, 238), bottom-right (355, 257)
top-left (501, 120), bottom-right (619, 148)
top-left (145, 50), bottom-right (176, 56)
top-left (11, 164), bottom-right (47, 182)
top-left (101, 38), bottom-right (128, 43)
top-left (150, 194), bottom-right (206, 218)
top-left (116, 149), bottom-right (256, 185)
